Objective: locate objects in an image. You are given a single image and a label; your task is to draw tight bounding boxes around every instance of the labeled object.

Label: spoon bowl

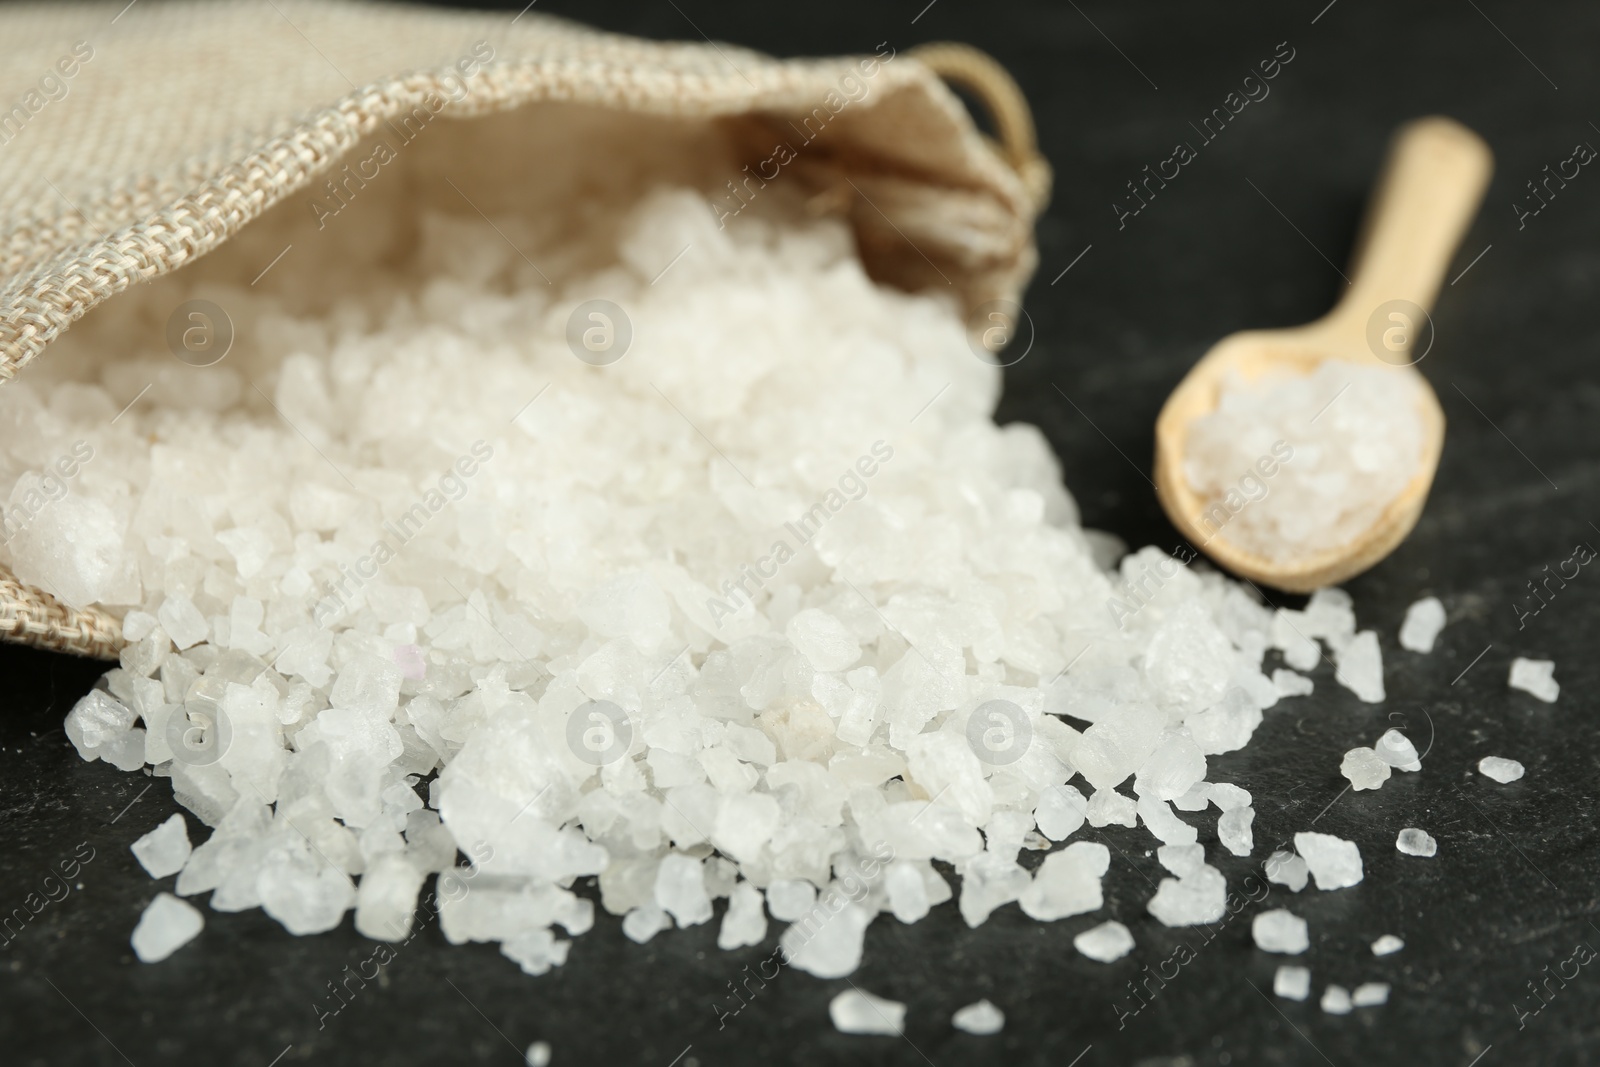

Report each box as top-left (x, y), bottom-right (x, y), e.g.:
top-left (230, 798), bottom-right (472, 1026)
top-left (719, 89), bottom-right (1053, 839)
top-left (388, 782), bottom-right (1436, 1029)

top-left (1155, 117), bottom-right (1492, 593)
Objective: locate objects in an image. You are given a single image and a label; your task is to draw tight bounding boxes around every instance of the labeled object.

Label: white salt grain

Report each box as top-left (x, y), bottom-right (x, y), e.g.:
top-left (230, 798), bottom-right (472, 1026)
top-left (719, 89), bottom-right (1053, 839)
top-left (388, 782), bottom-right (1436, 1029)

top-left (1218, 806), bottom-right (1255, 857)
top-left (1373, 728), bottom-right (1422, 771)
top-left (1252, 909), bottom-right (1310, 954)
top-left (1371, 934), bottom-right (1405, 956)
top-left (1294, 832), bottom-right (1363, 890)
top-left (622, 905), bottom-right (671, 944)
top-left (1019, 842), bottom-right (1109, 921)
top-left (1340, 747), bottom-right (1392, 791)
top-left (1395, 828), bottom-right (1437, 857)
top-left (717, 882), bottom-right (767, 949)
top-left (951, 999), bottom-right (1005, 1035)
top-left (1508, 658), bottom-right (1559, 702)
top-left (130, 813), bottom-right (191, 879)
top-left (1333, 630), bottom-right (1385, 703)
top-left (524, 1041), bottom-right (553, 1067)
top-left (1399, 596), bottom-right (1445, 653)
top-left (1274, 965), bottom-right (1311, 1001)
top-left (1321, 984), bottom-right (1353, 1015)
top-left (1147, 864), bottom-right (1227, 927)
top-left (1272, 669), bottom-right (1314, 697)
top-left (1352, 981), bottom-right (1390, 1007)
top-left (1478, 756), bottom-right (1525, 783)
top-left (1073, 919), bottom-right (1135, 962)
top-left (765, 879), bottom-right (817, 922)
top-left (1264, 850), bottom-right (1309, 893)
top-left (830, 989), bottom-right (904, 1036)
top-left (131, 892), bottom-right (203, 962)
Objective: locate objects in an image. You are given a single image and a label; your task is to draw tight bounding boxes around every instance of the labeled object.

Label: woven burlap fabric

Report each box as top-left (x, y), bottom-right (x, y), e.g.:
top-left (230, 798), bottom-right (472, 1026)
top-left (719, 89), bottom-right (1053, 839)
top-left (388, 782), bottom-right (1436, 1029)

top-left (0, 0), bottom-right (1046, 660)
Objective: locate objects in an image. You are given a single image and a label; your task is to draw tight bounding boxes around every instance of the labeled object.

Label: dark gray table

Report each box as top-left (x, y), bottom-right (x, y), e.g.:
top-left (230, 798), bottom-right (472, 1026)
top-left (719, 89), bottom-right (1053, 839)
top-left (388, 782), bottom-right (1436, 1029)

top-left (5, 1), bottom-right (1598, 1064)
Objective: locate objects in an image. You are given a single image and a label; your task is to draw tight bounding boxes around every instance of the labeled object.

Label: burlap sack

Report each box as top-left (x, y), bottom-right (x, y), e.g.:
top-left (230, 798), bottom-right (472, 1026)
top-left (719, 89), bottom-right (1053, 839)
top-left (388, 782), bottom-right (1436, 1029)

top-left (0, 0), bottom-right (1049, 660)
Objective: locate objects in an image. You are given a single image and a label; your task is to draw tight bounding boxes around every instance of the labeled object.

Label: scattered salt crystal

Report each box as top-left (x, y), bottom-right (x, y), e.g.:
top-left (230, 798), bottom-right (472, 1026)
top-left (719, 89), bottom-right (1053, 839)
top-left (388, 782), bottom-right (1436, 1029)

top-left (1294, 832), bottom-right (1363, 890)
top-left (1395, 828), bottom-right (1437, 857)
top-left (1272, 669), bottom-right (1314, 697)
top-left (884, 862), bottom-right (931, 924)
top-left (654, 853), bottom-right (713, 927)
top-left (1508, 658), bottom-right (1559, 703)
top-left (1207, 782), bottom-right (1252, 811)
top-left (501, 929), bottom-right (571, 976)
top-left (131, 892), bottom-right (204, 962)
top-left (1373, 728), bottom-right (1422, 771)
top-left (781, 900), bottom-right (872, 978)
top-left (766, 879), bottom-right (817, 922)
top-left (951, 999), bottom-right (1005, 1035)
top-left (717, 881), bottom-right (767, 949)
top-left (1399, 596), bottom-right (1445, 653)
top-left (1320, 984), bottom-right (1353, 1014)
top-left (1085, 789), bottom-right (1138, 828)
top-left (1019, 842), bottom-right (1108, 921)
top-left (830, 989), bottom-right (904, 1035)
top-left (1274, 965), bottom-right (1311, 1001)
top-left (1218, 806), bottom-right (1255, 857)
top-left (524, 1041), bottom-right (553, 1067)
top-left (130, 813), bottom-right (191, 879)
top-left (1265, 850), bottom-right (1309, 892)
top-left (1478, 756), bottom-right (1524, 784)
top-left (354, 853), bottom-right (426, 941)
top-left (1157, 843), bottom-right (1205, 878)
top-left (1073, 919), bottom-right (1135, 962)
top-left (1034, 784), bottom-right (1088, 841)
top-left (1147, 863), bottom-right (1227, 927)
top-left (1136, 794), bottom-right (1198, 845)
top-left (1352, 982), bottom-right (1390, 1007)
top-left (1371, 934), bottom-right (1405, 956)
top-left (1340, 747), bottom-right (1391, 791)
top-left (622, 905), bottom-right (671, 944)
top-left (1333, 631), bottom-right (1385, 703)
top-left (63, 690), bottom-right (136, 763)
top-left (1252, 908), bottom-right (1310, 954)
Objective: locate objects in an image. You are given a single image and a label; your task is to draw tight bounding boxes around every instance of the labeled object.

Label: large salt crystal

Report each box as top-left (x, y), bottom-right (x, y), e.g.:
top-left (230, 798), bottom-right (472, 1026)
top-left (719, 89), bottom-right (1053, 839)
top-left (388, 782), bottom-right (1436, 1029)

top-left (1073, 919), bottom-right (1134, 962)
top-left (1477, 756), bottom-right (1524, 783)
top-left (1272, 669), bottom-right (1313, 697)
top-left (1399, 596), bottom-right (1445, 653)
top-left (64, 690), bottom-right (137, 763)
top-left (1134, 732), bottom-right (1207, 802)
top-left (1333, 631), bottom-right (1385, 702)
top-left (1351, 982), bottom-right (1390, 1007)
top-left (1264, 850), bottom-right (1309, 892)
top-left (1321, 985), bottom-right (1353, 1015)
top-left (1073, 703), bottom-right (1164, 791)
top-left (1508, 658), bottom-right (1559, 702)
top-left (829, 989), bottom-right (904, 1035)
top-left (654, 853), bottom-right (713, 927)
top-left (1034, 784), bottom-right (1087, 842)
top-left (781, 898), bottom-right (873, 978)
top-left (1218, 806), bottom-right (1255, 857)
top-left (1373, 728), bottom-right (1421, 771)
top-left (717, 881), bottom-right (767, 949)
top-left (1340, 747), bottom-right (1391, 791)
top-left (622, 905), bottom-right (671, 944)
top-left (951, 999), bottom-right (1005, 1035)
top-left (1136, 794), bottom-right (1197, 846)
top-left (1395, 828), bottom-right (1437, 857)
top-left (1273, 965), bottom-right (1311, 1001)
top-left (1018, 842), bottom-right (1108, 921)
top-left (9, 490), bottom-right (128, 609)
top-left (1085, 789), bottom-right (1138, 828)
top-left (1371, 934), bottom-right (1404, 956)
top-left (354, 852), bottom-right (426, 941)
top-left (1294, 832), bottom-right (1363, 890)
top-left (131, 892), bottom-right (204, 963)
top-left (258, 857), bottom-right (355, 935)
top-left (1147, 863), bottom-right (1227, 926)
top-left (157, 594), bottom-right (209, 651)
top-left (131, 813), bottom-right (192, 879)
top-left (766, 878), bottom-right (817, 922)
top-left (785, 609), bottom-right (860, 672)
top-left (501, 929), bottom-right (571, 976)
top-left (1251, 908), bottom-right (1309, 953)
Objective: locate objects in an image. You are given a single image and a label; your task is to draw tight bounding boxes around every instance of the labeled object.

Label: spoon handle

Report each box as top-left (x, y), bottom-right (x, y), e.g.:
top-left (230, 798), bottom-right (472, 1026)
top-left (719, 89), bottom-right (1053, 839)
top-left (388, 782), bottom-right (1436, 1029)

top-left (1321, 116), bottom-right (1493, 348)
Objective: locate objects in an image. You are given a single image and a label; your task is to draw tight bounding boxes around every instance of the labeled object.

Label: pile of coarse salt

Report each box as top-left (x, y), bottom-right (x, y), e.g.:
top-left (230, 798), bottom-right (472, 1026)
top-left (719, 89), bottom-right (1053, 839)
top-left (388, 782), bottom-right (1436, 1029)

top-left (1183, 363), bottom-right (1427, 561)
top-left (31, 181), bottom-right (1385, 984)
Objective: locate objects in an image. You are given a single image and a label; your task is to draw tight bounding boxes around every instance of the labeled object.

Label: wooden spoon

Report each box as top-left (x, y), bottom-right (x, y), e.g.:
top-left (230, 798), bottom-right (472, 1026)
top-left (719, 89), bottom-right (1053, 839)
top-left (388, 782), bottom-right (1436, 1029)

top-left (1154, 116), bottom-right (1493, 593)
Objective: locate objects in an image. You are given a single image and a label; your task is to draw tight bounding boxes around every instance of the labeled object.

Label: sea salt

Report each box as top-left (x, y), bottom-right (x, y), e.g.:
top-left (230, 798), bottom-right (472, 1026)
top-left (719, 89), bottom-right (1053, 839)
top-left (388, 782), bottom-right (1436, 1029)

top-left (131, 892), bottom-right (204, 962)
top-left (1073, 919), bottom-right (1135, 962)
top-left (1273, 965), bottom-right (1311, 1001)
top-left (1399, 596), bottom-right (1445, 653)
top-left (130, 813), bottom-right (191, 879)
top-left (1352, 982), bottom-right (1390, 1007)
top-left (24, 170), bottom-right (1374, 981)
top-left (1294, 832), bottom-right (1363, 890)
top-left (1321, 984), bottom-right (1353, 1015)
top-left (830, 989), bottom-right (905, 1035)
top-left (1333, 631), bottom-right (1385, 703)
top-left (1183, 363), bottom-right (1426, 560)
top-left (1371, 934), bottom-right (1405, 956)
top-left (1508, 658), bottom-right (1559, 702)
top-left (1478, 756), bottom-right (1525, 783)
top-left (951, 999), bottom-right (1005, 1035)
top-left (1395, 828), bottom-right (1437, 857)
top-left (1373, 728), bottom-right (1421, 771)
top-left (1272, 669), bottom-right (1314, 697)
top-left (524, 1042), bottom-right (553, 1067)
top-left (1340, 747), bottom-right (1391, 791)
top-left (1252, 908), bottom-right (1310, 954)
top-left (1264, 850), bottom-right (1309, 893)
